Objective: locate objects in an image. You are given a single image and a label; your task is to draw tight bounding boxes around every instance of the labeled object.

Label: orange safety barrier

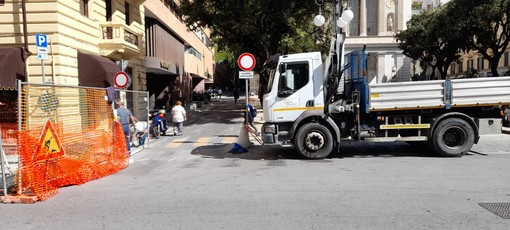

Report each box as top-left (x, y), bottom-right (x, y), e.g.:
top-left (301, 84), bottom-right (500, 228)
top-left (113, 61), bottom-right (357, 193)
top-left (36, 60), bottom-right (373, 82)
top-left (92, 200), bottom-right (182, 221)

top-left (16, 122), bottom-right (128, 201)
top-left (0, 83), bottom-right (142, 202)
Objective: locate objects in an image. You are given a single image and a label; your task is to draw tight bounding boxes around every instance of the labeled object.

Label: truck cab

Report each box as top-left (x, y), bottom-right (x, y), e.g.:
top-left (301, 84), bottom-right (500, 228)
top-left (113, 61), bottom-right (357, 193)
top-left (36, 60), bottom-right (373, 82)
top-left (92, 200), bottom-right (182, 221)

top-left (262, 52), bottom-right (344, 158)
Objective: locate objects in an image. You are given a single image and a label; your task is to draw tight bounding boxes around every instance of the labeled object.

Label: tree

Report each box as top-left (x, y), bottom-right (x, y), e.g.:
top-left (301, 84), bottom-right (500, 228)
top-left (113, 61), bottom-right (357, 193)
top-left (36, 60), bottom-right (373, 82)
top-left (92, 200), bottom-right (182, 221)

top-left (445, 0), bottom-right (510, 77)
top-left (180, 0), bottom-right (326, 63)
top-left (179, 0), bottom-right (331, 94)
top-left (396, 8), bottom-right (464, 79)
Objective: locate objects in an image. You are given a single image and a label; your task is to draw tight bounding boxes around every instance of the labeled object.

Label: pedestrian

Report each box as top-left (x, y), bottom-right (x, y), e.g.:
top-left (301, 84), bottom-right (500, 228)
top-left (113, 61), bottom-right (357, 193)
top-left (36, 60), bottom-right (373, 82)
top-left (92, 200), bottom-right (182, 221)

top-left (171, 100), bottom-right (187, 135)
top-left (116, 100), bottom-right (137, 154)
top-left (233, 90), bottom-right (239, 105)
top-left (244, 103), bottom-right (258, 134)
top-left (218, 88), bottom-right (223, 99)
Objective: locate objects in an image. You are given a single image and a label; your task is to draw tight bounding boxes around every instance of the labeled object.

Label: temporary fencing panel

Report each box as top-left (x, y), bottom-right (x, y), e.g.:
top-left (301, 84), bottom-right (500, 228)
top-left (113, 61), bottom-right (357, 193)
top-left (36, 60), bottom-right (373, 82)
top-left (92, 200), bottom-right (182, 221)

top-left (0, 83), bottom-right (149, 201)
top-left (115, 89), bottom-right (150, 148)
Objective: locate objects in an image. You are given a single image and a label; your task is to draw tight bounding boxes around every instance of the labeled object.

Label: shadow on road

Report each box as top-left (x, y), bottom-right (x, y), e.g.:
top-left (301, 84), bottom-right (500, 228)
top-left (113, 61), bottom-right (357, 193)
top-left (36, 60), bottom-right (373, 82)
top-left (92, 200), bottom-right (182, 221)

top-left (189, 142), bottom-right (459, 160)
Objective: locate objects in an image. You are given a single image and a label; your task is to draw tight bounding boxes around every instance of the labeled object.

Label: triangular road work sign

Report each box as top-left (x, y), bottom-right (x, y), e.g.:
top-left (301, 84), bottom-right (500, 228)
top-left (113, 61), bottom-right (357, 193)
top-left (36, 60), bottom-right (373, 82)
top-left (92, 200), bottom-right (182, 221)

top-left (34, 120), bottom-right (64, 159)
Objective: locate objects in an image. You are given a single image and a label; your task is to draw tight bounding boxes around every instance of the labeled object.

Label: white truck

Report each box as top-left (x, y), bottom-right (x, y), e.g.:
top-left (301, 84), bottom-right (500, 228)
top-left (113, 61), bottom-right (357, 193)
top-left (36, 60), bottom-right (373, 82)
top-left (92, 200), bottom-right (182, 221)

top-left (260, 33), bottom-right (510, 159)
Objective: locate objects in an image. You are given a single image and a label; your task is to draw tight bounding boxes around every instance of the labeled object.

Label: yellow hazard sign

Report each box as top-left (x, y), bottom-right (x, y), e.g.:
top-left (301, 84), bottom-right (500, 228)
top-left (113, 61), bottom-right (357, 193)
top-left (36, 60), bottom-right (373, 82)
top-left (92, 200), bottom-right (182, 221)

top-left (35, 120), bottom-right (64, 159)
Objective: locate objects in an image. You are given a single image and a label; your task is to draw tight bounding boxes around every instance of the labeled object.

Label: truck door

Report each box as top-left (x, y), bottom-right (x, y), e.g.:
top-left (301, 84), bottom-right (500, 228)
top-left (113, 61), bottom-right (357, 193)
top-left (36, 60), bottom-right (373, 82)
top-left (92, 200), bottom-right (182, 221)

top-left (270, 60), bottom-right (316, 122)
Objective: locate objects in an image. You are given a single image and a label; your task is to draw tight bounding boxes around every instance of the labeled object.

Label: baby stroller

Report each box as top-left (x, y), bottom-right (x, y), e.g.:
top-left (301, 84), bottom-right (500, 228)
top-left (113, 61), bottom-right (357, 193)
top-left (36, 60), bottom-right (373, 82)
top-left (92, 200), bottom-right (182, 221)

top-left (133, 121), bottom-right (148, 147)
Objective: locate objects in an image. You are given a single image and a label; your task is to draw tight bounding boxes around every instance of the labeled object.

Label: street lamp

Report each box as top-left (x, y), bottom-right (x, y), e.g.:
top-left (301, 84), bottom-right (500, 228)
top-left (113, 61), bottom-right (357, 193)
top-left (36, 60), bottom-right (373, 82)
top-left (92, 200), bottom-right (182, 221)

top-left (313, 1), bottom-right (354, 29)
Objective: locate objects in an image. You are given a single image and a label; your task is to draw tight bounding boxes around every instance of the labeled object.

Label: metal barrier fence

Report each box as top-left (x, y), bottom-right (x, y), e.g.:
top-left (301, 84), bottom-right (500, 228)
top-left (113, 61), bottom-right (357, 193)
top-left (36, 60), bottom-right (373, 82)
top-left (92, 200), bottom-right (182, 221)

top-left (0, 83), bottom-right (149, 201)
top-left (116, 89), bottom-right (150, 147)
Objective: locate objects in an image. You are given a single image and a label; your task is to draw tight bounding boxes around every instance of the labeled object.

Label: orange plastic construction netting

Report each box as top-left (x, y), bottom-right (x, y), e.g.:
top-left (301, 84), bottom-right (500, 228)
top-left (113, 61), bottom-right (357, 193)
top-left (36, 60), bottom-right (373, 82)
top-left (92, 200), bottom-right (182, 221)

top-left (11, 84), bottom-right (130, 201)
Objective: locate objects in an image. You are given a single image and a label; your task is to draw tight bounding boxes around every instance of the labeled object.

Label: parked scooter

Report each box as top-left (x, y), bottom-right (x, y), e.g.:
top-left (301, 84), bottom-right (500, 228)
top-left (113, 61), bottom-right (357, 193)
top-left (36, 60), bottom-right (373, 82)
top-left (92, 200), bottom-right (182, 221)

top-left (150, 109), bottom-right (168, 139)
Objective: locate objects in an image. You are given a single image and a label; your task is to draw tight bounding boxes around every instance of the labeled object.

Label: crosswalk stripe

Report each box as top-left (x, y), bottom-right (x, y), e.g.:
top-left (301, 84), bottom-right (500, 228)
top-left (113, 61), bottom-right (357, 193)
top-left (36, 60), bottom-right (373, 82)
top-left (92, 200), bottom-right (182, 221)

top-left (166, 137), bottom-right (188, 148)
top-left (222, 137), bottom-right (237, 144)
top-left (193, 137), bottom-right (209, 147)
top-left (164, 136), bottom-right (239, 148)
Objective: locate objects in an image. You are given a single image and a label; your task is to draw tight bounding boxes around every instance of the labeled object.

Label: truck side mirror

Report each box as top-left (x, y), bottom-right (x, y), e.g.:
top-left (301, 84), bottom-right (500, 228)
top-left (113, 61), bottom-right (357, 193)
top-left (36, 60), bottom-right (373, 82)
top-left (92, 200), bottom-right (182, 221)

top-left (278, 63), bottom-right (287, 74)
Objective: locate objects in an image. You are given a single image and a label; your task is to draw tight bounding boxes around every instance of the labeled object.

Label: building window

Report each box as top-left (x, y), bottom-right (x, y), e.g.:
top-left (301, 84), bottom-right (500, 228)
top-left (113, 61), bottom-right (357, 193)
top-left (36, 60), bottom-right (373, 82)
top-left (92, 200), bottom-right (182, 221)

top-left (185, 46), bottom-right (202, 60)
top-left (459, 60), bottom-right (463, 73)
top-left (125, 2), bottom-right (130, 25)
top-left (80, 0), bottom-right (89, 17)
top-left (451, 63), bottom-right (456, 75)
top-left (467, 59), bottom-right (473, 70)
top-left (505, 52), bottom-right (509, 67)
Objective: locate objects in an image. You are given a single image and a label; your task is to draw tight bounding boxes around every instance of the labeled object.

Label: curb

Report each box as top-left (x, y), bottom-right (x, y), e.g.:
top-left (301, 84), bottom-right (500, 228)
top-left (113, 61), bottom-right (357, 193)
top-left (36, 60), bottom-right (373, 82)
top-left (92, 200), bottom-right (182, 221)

top-left (1, 195), bottom-right (39, 204)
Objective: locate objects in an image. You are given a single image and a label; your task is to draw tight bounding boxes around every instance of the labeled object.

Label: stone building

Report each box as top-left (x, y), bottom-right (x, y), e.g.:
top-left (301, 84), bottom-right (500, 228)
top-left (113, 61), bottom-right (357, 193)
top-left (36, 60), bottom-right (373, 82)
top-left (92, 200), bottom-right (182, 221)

top-left (144, 0), bottom-right (214, 108)
top-left (345, 0), bottom-right (413, 83)
top-left (0, 0), bottom-right (146, 90)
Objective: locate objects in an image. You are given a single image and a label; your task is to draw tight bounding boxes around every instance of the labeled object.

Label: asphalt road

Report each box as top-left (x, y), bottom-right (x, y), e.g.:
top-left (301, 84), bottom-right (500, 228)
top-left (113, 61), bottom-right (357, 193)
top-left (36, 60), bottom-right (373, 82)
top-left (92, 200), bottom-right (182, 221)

top-left (2, 96), bottom-right (510, 230)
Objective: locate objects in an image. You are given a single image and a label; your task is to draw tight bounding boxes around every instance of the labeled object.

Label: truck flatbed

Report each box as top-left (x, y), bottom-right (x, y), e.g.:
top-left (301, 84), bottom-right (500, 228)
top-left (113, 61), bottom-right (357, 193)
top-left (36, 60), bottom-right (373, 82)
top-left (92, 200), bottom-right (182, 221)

top-left (369, 76), bottom-right (510, 111)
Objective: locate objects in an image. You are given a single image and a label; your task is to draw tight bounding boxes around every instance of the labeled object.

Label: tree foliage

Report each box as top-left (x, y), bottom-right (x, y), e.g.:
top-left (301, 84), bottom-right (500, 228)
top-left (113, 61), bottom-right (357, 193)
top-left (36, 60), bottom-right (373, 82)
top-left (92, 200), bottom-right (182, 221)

top-left (398, 0), bottom-right (510, 79)
top-left (179, 0), bottom-right (329, 68)
top-left (396, 8), bottom-right (465, 80)
top-left (445, 0), bottom-right (510, 76)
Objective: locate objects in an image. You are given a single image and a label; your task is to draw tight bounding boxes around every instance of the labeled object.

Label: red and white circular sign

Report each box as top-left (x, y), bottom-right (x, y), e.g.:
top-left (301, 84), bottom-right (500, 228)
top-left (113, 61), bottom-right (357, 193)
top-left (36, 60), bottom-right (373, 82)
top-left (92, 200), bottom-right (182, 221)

top-left (114, 71), bottom-right (130, 88)
top-left (237, 53), bottom-right (256, 71)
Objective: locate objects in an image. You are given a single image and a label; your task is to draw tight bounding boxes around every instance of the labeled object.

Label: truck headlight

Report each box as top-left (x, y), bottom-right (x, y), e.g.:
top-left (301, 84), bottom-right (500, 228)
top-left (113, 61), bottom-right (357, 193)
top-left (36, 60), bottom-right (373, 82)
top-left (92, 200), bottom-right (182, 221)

top-left (264, 125), bottom-right (276, 134)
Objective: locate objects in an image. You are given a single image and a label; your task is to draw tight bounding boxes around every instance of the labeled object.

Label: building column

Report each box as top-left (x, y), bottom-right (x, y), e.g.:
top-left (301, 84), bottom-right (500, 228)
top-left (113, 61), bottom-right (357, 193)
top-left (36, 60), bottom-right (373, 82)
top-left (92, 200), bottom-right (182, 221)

top-left (377, 0), bottom-right (385, 36)
top-left (359, 0), bottom-right (367, 36)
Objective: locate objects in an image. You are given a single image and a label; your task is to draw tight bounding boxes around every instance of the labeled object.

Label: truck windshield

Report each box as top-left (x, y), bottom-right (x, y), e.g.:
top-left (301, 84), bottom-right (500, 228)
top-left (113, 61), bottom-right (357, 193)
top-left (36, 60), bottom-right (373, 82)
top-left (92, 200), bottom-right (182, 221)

top-left (266, 68), bottom-right (276, 93)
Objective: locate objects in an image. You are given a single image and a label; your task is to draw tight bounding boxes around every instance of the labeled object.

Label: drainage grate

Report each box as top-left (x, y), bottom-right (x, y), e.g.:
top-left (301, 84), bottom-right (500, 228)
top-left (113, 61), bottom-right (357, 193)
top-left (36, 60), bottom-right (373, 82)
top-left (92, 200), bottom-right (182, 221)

top-left (479, 203), bottom-right (510, 219)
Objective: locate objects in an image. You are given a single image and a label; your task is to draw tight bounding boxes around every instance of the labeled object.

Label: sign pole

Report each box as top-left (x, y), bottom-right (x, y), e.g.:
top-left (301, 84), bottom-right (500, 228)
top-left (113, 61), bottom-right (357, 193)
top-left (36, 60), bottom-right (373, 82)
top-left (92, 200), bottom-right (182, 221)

top-left (245, 79), bottom-right (249, 123)
top-left (41, 60), bottom-right (45, 83)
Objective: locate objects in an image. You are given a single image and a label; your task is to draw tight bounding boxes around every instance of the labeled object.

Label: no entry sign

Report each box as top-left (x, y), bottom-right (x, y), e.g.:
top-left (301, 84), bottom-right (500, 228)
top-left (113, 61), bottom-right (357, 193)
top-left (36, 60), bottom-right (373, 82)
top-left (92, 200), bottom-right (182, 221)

top-left (114, 71), bottom-right (130, 88)
top-left (237, 53), bottom-right (256, 71)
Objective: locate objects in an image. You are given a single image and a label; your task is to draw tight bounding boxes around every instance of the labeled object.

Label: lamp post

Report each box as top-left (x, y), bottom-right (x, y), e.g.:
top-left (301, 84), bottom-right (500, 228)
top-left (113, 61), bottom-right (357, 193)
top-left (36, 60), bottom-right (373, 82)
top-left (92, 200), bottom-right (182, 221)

top-left (313, 0), bottom-right (354, 94)
top-left (314, 1), bottom-right (353, 29)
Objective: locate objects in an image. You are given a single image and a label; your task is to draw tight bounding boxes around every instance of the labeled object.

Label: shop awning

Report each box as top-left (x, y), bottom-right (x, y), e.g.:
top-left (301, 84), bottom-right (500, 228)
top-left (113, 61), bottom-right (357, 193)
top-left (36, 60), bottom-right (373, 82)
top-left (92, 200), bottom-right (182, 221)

top-left (0, 47), bottom-right (25, 90)
top-left (78, 52), bottom-right (121, 87)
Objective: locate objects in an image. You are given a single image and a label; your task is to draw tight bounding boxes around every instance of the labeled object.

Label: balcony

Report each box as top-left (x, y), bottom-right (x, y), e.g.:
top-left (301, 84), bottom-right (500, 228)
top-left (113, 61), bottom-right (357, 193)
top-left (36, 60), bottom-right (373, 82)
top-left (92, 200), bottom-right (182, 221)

top-left (131, 0), bottom-right (147, 4)
top-left (99, 22), bottom-right (143, 58)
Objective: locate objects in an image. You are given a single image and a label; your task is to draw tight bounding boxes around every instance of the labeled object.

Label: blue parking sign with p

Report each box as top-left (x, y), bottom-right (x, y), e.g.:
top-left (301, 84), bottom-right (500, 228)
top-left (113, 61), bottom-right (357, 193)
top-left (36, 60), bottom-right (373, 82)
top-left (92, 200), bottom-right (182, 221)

top-left (36, 34), bottom-right (47, 48)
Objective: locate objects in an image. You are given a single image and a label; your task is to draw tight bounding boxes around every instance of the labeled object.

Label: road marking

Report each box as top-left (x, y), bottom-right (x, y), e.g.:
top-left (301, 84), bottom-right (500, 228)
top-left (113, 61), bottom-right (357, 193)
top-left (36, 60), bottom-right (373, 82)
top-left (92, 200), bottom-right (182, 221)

top-left (166, 137), bottom-right (188, 148)
top-left (193, 137), bottom-right (209, 147)
top-left (222, 137), bottom-right (237, 144)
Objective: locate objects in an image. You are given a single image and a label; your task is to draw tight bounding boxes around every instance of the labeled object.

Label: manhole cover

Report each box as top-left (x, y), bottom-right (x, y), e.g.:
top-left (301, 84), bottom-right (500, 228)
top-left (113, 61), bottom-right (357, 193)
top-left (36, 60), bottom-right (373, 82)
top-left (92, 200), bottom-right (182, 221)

top-left (479, 203), bottom-right (510, 219)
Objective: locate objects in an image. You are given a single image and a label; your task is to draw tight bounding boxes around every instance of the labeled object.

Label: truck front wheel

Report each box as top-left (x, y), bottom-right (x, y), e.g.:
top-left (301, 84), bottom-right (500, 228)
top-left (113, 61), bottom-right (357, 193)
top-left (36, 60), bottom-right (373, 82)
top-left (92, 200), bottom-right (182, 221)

top-left (432, 118), bottom-right (474, 157)
top-left (295, 123), bottom-right (333, 159)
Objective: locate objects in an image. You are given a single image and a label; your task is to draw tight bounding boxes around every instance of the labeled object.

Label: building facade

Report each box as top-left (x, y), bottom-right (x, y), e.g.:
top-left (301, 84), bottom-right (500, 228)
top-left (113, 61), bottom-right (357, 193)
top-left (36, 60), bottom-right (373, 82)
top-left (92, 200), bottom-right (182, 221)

top-left (144, 0), bottom-right (214, 108)
top-left (0, 0), bottom-right (146, 90)
top-left (345, 0), bottom-right (413, 83)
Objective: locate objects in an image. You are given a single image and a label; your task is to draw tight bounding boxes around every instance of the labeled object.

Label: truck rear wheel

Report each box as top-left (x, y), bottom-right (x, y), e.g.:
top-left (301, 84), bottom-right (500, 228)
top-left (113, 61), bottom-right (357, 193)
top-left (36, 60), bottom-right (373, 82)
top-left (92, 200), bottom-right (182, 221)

top-left (432, 118), bottom-right (474, 157)
top-left (295, 123), bottom-right (333, 159)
